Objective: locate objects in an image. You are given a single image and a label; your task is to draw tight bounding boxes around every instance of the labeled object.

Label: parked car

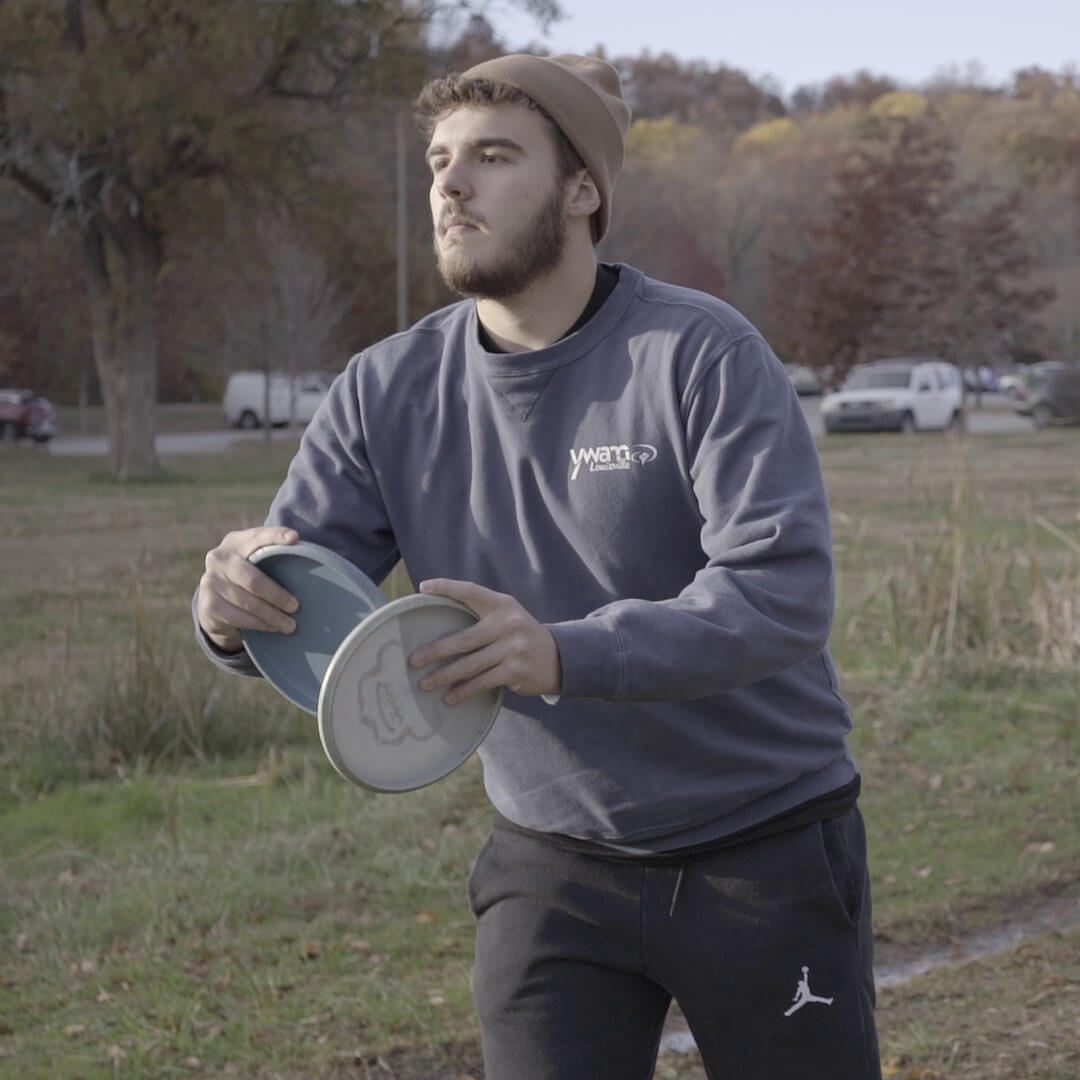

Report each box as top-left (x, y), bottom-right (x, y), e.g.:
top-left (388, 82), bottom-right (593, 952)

top-left (820, 358), bottom-right (965, 434)
top-left (997, 372), bottom-right (1024, 397)
top-left (783, 363), bottom-right (824, 396)
top-left (1012, 362), bottom-right (1080, 427)
top-left (222, 370), bottom-right (333, 428)
top-left (0, 389), bottom-right (58, 443)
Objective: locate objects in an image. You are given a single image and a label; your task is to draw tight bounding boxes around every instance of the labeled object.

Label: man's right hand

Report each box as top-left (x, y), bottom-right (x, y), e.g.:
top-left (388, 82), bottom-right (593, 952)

top-left (197, 526), bottom-right (301, 653)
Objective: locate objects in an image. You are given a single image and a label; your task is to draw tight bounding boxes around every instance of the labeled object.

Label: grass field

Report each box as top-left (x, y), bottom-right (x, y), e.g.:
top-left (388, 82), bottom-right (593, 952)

top-left (1, 424), bottom-right (1079, 1078)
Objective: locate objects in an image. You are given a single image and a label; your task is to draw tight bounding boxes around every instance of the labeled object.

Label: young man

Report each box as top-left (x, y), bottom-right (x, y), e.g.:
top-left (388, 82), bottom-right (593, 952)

top-left (195, 53), bottom-right (881, 1080)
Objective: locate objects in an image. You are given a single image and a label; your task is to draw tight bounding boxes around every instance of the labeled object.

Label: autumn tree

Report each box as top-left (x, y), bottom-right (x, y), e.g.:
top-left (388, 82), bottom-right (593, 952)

top-left (616, 52), bottom-right (785, 135)
top-left (771, 110), bottom-right (1053, 378)
top-left (790, 70), bottom-right (899, 114)
top-left (0, 0), bottom-right (553, 478)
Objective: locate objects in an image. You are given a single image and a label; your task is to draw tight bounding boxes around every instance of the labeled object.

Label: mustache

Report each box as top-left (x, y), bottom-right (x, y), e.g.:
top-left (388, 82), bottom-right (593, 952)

top-left (439, 208), bottom-right (485, 232)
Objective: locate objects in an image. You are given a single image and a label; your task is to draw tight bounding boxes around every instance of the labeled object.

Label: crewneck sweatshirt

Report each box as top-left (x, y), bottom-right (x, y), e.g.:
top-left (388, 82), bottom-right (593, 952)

top-left (196, 263), bottom-right (856, 851)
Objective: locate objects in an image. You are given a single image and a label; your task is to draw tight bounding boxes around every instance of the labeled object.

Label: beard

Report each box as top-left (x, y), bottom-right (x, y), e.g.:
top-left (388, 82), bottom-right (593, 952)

top-left (435, 184), bottom-right (567, 300)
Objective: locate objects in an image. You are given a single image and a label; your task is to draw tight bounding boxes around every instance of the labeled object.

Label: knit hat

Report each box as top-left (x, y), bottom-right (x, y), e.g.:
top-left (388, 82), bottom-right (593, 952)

top-left (459, 53), bottom-right (632, 242)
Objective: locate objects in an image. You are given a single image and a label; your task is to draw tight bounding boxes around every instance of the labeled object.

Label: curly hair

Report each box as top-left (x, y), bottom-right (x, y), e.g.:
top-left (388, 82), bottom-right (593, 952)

top-left (414, 75), bottom-right (586, 181)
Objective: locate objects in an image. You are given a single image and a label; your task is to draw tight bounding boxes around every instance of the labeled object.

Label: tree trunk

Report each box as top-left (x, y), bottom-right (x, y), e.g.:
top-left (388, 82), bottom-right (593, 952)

top-left (83, 217), bottom-right (162, 479)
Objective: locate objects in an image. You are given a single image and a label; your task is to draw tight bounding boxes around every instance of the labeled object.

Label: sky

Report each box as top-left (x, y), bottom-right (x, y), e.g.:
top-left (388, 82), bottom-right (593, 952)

top-left (474, 0), bottom-right (1078, 96)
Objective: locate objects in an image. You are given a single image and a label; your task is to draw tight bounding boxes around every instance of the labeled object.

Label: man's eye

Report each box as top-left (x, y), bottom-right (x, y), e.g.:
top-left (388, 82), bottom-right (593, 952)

top-left (480, 153), bottom-right (500, 164)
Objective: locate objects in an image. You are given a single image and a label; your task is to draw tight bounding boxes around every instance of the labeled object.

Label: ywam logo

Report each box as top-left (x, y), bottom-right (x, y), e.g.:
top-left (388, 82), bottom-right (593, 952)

top-left (569, 443), bottom-right (658, 480)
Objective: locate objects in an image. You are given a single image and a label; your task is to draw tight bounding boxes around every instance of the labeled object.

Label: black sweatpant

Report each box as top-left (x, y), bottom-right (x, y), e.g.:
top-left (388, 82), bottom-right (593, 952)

top-left (466, 805), bottom-right (881, 1079)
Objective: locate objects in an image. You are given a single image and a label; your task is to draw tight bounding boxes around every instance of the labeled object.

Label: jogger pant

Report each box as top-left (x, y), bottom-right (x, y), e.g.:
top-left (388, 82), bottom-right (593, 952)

top-left (467, 804), bottom-right (881, 1080)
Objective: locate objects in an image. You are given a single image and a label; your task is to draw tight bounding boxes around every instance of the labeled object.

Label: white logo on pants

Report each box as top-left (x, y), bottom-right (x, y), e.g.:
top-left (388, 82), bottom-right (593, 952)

top-left (784, 966), bottom-right (834, 1016)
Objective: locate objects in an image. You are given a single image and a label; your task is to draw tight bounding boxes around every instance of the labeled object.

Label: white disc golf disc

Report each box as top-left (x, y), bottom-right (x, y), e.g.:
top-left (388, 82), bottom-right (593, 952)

top-left (317, 594), bottom-right (502, 792)
top-left (241, 541), bottom-right (387, 714)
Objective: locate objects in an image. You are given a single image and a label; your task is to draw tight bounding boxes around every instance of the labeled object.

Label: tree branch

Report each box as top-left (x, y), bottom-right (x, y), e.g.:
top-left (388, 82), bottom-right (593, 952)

top-left (1, 162), bottom-right (57, 209)
top-left (65, 0), bottom-right (87, 52)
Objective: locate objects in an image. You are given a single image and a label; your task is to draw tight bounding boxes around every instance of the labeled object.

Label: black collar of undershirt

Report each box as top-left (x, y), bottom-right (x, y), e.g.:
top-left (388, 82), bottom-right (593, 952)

top-left (476, 264), bottom-right (619, 354)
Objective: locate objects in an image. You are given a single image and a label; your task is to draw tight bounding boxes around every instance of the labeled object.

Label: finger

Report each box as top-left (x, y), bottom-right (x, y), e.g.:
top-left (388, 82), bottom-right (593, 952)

top-left (234, 526), bottom-right (300, 559)
top-left (418, 578), bottom-right (501, 614)
top-left (409, 619), bottom-right (495, 669)
top-left (439, 664), bottom-right (508, 706)
top-left (202, 592), bottom-right (296, 636)
top-left (226, 552), bottom-right (300, 614)
top-left (220, 577), bottom-right (298, 632)
top-left (417, 641), bottom-right (503, 692)
top-left (207, 528), bottom-right (300, 610)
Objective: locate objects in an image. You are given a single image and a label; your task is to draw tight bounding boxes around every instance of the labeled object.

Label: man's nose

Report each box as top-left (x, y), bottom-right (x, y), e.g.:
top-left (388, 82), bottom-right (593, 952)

top-left (435, 159), bottom-right (472, 201)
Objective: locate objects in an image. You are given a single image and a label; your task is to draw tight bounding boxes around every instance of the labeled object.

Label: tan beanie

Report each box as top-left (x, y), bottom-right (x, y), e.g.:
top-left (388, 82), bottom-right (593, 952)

top-left (459, 53), bottom-right (632, 242)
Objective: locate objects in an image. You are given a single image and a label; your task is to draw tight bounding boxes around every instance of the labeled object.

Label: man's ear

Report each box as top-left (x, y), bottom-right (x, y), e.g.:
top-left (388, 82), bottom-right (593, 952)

top-left (565, 170), bottom-right (601, 221)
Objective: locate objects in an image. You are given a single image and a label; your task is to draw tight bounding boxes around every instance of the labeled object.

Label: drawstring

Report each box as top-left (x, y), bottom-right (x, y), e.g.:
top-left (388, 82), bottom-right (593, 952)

top-left (668, 866), bottom-right (685, 917)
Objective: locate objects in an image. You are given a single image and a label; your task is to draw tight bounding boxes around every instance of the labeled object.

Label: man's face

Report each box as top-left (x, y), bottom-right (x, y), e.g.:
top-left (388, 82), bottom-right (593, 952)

top-left (426, 104), bottom-right (570, 299)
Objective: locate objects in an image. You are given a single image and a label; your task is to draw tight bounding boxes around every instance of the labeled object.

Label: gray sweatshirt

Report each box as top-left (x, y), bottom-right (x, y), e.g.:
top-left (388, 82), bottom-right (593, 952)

top-left (197, 263), bottom-right (856, 851)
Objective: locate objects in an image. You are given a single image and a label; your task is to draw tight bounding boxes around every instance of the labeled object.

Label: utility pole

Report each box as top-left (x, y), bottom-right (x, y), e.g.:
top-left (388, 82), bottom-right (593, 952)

top-left (396, 110), bottom-right (409, 332)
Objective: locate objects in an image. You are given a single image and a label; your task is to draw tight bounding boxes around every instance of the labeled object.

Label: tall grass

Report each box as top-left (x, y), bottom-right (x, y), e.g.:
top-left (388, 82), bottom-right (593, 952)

top-left (0, 574), bottom-right (312, 803)
top-left (0, 560), bottom-right (416, 803)
top-left (836, 438), bottom-right (1080, 676)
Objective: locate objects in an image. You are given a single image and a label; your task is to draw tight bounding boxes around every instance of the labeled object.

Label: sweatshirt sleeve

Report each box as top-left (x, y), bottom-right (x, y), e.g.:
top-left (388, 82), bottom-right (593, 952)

top-left (260, 359), bottom-right (400, 582)
top-left (549, 334), bottom-right (836, 701)
top-left (191, 355), bottom-right (399, 676)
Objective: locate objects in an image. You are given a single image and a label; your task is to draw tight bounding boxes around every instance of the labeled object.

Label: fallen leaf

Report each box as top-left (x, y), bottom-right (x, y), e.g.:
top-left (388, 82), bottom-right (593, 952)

top-left (1026, 841), bottom-right (1055, 854)
top-left (15, 934), bottom-right (31, 954)
top-left (421, 837), bottom-right (438, 853)
top-left (916, 866), bottom-right (933, 878)
top-left (346, 936), bottom-right (372, 953)
top-left (301, 941), bottom-right (322, 960)
top-left (415, 909), bottom-right (438, 925)
top-left (928, 774), bottom-right (943, 790)
top-left (106, 1045), bottom-right (126, 1066)
top-left (64, 1024), bottom-right (87, 1039)
top-left (183, 1056), bottom-right (202, 1070)
top-left (96, 988), bottom-right (115, 1004)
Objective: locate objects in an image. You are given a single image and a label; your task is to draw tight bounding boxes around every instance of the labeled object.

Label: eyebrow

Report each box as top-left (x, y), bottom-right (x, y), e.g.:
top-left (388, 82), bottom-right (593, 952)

top-left (424, 137), bottom-right (526, 163)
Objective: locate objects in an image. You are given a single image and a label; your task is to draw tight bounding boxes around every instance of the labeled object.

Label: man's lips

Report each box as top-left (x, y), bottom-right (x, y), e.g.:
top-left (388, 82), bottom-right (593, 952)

top-left (441, 218), bottom-right (481, 236)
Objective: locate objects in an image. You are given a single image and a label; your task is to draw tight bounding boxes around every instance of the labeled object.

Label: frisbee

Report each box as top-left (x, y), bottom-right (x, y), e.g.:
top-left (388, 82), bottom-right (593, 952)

top-left (241, 542), bottom-right (387, 714)
top-left (317, 594), bottom-right (503, 793)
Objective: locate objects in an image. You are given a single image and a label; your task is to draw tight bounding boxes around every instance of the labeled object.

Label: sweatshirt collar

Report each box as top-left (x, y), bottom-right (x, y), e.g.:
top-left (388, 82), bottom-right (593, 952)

top-left (466, 263), bottom-right (639, 377)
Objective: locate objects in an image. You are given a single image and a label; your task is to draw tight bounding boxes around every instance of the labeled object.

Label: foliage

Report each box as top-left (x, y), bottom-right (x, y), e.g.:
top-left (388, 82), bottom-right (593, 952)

top-left (868, 90), bottom-right (929, 121)
top-left (770, 111), bottom-right (1055, 376)
top-left (625, 117), bottom-right (701, 165)
top-left (4, 31), bottom-right (1080, 437)
top-left (0, 0), bottom-right (540, 477)
top-left (733, 116), bottom-right (799, 153)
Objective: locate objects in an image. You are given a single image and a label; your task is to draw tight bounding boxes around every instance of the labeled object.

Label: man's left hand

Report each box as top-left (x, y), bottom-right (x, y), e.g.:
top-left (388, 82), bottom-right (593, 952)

top-left (408, 579), bottom-right (562, 704)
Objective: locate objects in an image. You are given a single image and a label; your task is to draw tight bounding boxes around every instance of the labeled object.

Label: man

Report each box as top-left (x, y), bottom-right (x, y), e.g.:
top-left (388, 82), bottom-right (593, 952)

top-left (195, 53), bottom-right (881, 1080)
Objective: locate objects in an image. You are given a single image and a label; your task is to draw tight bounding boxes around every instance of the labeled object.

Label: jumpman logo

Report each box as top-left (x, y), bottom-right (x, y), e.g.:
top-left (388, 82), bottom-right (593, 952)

top-left (784, 966), bottom-right (834, 1016)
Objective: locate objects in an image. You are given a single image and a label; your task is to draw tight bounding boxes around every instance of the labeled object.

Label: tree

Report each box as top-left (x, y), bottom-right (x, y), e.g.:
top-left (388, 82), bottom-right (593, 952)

top-left (790, 70), bottom-right (899, 114)
top-left (771, 112), bottom-right (1053, 377)
top-left (616, 52), bottom-right (785, 136)
top-left (0, 0), bottom-right (554, 478)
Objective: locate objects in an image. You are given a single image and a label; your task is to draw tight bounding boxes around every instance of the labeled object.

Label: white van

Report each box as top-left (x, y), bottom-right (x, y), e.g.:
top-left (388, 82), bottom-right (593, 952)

top-left (222, 371), bottom-right (333, 428)
top-left (820, 358), bottom-right (965, 434)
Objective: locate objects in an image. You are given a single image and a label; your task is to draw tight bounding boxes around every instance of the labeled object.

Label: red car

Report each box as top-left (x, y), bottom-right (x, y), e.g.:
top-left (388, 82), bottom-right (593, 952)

top-left (0, 389), bottom-right (59, 443)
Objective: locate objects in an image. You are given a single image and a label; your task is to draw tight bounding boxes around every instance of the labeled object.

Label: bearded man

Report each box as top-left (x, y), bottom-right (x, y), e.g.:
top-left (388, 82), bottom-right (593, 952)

top-left (195, 53), bottom-right (882, 1080)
